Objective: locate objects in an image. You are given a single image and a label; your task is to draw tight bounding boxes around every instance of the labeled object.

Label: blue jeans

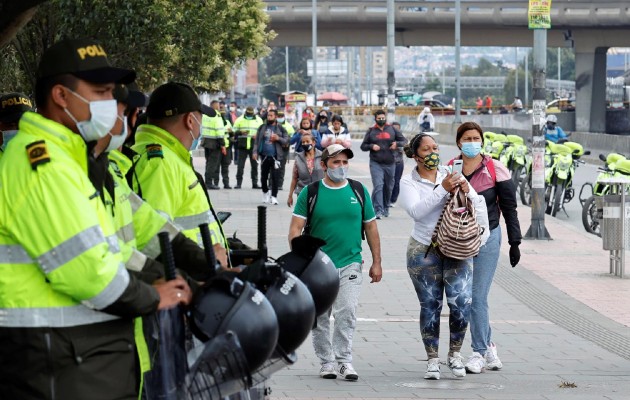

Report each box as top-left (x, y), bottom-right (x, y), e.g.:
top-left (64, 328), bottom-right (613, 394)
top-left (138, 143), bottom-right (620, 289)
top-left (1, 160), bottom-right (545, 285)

top-left (470, 226), bottom-right (502, 355)
top-left (369, 161), bottom-right (395, 216)
top-left (406, 237), bottom-right (473, 359)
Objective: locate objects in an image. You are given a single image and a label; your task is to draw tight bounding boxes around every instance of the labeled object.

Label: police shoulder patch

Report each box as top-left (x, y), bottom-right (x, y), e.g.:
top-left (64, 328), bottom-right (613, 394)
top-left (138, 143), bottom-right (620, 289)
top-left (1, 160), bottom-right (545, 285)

top-left (26, 140), bottom-right (51, 170)
top-left (146, 143), bottom-right (163, 159)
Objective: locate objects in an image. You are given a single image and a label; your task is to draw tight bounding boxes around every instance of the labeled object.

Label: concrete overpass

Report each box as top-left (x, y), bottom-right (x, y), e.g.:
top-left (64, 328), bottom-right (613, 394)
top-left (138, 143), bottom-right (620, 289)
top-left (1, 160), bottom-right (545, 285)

top-left (264, 0), bottom-right (630, 133)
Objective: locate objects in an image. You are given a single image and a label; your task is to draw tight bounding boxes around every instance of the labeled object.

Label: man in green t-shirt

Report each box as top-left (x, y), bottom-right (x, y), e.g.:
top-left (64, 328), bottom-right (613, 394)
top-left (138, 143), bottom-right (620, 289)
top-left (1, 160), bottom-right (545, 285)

top-left (288, 144), bottom-right (383, 382)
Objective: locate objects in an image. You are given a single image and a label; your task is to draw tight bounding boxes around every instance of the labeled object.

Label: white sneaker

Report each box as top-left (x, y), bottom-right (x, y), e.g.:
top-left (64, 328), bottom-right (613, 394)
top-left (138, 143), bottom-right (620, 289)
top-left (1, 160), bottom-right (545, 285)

top-left (337, 363), bottom-right (358, 381)
top-left (319, 362), bottom-right (337, 379)
top-left (270, 196), bottom-right (278, 205)
top-left (262, 191), bottom-right (270, 204)
top-left (485, 342), bottom-right (503, 370)
top-left (465, 352), bottom-right (486, 374)
top-left (424, 358), bottom-right (440, 380)
top-left (447, 352), bottom-right (466, 377)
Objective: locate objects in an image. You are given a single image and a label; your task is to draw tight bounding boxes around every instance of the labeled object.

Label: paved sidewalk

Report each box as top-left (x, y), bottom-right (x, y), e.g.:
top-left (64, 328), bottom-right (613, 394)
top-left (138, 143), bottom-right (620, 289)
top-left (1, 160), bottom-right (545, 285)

top-left (194, 147), bottom-right (630, 400)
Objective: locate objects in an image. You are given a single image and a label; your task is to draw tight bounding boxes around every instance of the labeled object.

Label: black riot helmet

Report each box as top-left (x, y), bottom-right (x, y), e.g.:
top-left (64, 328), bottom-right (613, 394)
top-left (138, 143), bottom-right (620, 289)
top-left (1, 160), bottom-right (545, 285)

top-left (276, 236), bottom-right (340, 316)
top-left (259, 265), bottom-right (316, 354)
top-left (190, 275), bottom-right (279, 372)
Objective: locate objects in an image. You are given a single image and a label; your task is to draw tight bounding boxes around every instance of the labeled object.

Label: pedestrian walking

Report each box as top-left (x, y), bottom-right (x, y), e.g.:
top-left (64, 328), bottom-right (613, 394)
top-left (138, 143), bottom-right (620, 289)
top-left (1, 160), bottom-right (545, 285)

top-left (398, 133), bottom-right (488, 380)
top-left (276, 110), bottom-right (295, 190)
top-left (288, 144), bottom-right (383, 381)
top-left (387, 121), bottom-right (406, 207)
top-left (360, 110), bottom-right (406, 219)
top-left (287, 132), bottom-right (324, 207)
top-left (291, 117), bottom-right (322, 152)
top-left (450, 122), bottom-right (521, 374)
top-left (0, 38), bottom-right (188, 400)
top-left (253, 109), bottom-right (288, 205)
top-left (321, 114), bottom-right (352, 148)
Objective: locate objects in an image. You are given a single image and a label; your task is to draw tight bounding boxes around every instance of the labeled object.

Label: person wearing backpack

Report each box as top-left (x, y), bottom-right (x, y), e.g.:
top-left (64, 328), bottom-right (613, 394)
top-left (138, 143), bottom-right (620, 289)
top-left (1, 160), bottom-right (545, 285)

top-left (451, 122), bottom-right (521, 375)
top-left (398, 133), bottom-right (488, 381)
top-left (288, 144), bottom-right (383, 382)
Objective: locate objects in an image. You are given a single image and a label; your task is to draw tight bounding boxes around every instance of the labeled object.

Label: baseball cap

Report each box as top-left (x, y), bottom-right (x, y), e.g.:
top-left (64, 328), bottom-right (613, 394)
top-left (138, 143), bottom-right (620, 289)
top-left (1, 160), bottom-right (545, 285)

top-left (277, 110), bottom-right (285, 117)
top-left (146, 82), bottom-right (202, 119)
top-left (245, 106), bottom-right (255, 114)
top-left (321, 144), bottom-right (353, 163)
top-left (0, 92), bottom-right (34, 123)
top-left (201, 104), bottom-right (217, 118)
top-left (37, 39), bottom-right (135, 84)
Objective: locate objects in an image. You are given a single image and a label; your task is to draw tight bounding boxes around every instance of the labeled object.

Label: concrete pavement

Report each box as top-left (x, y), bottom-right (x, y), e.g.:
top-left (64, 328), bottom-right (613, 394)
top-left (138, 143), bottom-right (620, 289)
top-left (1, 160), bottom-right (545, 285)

top-left (194, 146), bottom-right (630, 400)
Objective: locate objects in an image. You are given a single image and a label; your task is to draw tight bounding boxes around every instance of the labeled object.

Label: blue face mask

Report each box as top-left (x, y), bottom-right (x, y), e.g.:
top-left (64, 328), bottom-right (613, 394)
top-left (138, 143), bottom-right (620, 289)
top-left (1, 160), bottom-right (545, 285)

top-left (189, 114), bottom-right (202, 150)
top-left (461, 142), bottom-right (482, 158)
top-left (1, 130), bottom-right (18, 150)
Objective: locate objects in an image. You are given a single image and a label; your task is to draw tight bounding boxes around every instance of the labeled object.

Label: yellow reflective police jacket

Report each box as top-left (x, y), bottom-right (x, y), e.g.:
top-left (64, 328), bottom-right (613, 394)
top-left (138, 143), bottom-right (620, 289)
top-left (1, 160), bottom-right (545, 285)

top-left (0, 112), bottom-right (131, 328)
top-left (131, 124), bottom-right (225, 248)
top-left (232, 115), bottom-right (263, 150)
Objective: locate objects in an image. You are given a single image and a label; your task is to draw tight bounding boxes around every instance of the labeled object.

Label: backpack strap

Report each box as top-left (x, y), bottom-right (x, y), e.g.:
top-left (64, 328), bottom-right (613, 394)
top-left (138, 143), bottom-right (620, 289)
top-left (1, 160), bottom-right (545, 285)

top-left (347, 178), bottom-right (366, 240)
top-left (303, 181), bottom-right (320, 235)
top-left (486, 157), bottom-right (496, 183)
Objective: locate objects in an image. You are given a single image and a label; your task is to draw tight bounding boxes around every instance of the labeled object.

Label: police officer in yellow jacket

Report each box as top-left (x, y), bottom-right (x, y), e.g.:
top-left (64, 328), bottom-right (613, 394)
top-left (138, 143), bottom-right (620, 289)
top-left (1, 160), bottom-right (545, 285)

top-left (216, 108), bottom-right (233, 189)
top-left (233, 106), bottom-right (263, 189)
top-left (129, 82), bottom-right (229, 267)
top-left (0, 39), bottom-right (190, 400)
top-left (0, 92), bottom-right (34, 160)
top-left (201, 100), bottom-right (225, 189)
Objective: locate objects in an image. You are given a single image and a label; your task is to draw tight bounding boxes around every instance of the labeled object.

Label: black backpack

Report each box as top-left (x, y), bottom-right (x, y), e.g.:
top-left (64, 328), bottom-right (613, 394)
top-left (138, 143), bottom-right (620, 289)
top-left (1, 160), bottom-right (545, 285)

top-left (303, 179), bottom-right (366, 240)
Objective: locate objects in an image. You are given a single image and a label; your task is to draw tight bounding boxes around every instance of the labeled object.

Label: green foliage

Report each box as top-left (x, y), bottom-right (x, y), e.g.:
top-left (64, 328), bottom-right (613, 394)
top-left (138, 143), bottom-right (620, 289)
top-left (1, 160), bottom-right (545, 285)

top-left (0, 0), bottom-right (274, 95)
top-left (260, 46), bottom-right (312, 98)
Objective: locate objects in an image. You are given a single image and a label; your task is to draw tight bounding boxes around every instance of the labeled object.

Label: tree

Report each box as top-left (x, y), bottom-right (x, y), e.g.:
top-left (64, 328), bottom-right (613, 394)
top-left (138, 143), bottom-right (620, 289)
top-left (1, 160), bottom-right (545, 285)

top-left (1, 0), bottom-right (274, 94)
top-left (260, 46), bottom-right (312, 97)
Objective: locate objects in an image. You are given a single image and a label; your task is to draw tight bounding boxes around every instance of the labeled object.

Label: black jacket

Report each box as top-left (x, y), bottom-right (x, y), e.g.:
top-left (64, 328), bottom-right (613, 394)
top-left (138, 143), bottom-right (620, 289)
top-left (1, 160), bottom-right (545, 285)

top-left (360, 123), bottom-right (407, 165)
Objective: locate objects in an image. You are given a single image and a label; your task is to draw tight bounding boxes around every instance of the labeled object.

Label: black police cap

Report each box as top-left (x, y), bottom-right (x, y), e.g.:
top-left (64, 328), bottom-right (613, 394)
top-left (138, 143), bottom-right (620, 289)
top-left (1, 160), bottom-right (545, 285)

top-left (0, 93), bottom-right (34, 124)
top-left (146, 82), bottom-right (202, 119)
top-left (37, 39), bottom-right (136, 84)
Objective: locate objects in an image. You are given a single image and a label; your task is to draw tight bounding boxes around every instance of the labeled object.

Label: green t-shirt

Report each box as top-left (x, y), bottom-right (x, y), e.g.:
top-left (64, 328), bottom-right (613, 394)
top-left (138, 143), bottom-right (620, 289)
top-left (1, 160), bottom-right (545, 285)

top-left (293, 180), bottom-right (376, 269)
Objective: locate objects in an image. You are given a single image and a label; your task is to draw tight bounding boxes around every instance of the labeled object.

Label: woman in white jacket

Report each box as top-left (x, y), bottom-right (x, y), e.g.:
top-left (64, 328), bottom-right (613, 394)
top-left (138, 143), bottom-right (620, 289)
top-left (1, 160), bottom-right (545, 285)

top-left (398, 133), bottom-right (488, 381)
top-left (417, 107), bottom-right (435, 132)
top-left (321, 115), bottom-right (352, 148)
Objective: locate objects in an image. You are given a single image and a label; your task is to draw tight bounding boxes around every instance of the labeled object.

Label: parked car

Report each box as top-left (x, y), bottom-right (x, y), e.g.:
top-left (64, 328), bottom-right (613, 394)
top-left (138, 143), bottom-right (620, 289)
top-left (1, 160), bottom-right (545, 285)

top-left (546, 98), bottom-right (575, 113)
top-left (418, 99), bottom-right (471, 115)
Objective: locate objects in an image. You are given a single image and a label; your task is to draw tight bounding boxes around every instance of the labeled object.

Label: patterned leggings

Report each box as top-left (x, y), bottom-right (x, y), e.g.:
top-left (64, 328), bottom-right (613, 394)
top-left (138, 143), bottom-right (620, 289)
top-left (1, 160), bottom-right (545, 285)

top-left (406, 237), bottom-right (473, 359)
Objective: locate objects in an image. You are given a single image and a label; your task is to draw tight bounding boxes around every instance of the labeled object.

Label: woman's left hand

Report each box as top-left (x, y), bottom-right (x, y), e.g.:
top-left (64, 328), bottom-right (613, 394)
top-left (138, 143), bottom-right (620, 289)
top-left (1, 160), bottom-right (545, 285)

top-left (458, 176), bottom-right (470, 194)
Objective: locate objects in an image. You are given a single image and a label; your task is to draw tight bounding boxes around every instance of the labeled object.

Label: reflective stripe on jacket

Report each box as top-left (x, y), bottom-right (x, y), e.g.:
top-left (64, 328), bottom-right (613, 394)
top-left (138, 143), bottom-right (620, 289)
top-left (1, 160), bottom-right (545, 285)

top-left (131, 124), bottom-right (225, 248)
top-left (0, 111), bottom-right (130, 328)
top-left (233, 115), bottom-right (263, 150)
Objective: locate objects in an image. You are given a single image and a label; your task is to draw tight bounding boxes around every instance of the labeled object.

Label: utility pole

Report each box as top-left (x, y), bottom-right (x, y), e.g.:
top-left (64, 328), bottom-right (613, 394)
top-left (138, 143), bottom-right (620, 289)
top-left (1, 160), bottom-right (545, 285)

top-left (525, 29), bottom-right (551, 240)
top-left (386, 0), bottom-right (395, 119)
top-left (515, 47), bottom-right (519, 98)
top-left (312, 0), bottom-right (317, 99)
top-left (454, 0), bottom-right (461, 123)
top-left (525, 51), bottom-right (529, 107)
top-left (557, 47), bottom-right (561, 96)
top-left (285, 46), bottom-right (290, 92)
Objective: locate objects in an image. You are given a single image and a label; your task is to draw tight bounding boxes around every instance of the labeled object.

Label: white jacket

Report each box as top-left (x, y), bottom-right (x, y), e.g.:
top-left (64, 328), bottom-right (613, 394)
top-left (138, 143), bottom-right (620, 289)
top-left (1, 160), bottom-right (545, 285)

top-left (398, 166), bottom-right (489, 246)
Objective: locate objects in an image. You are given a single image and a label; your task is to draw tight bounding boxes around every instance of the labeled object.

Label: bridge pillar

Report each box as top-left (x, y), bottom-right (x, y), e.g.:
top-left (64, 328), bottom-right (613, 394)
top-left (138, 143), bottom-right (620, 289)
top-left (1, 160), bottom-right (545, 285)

top-left (575, 47), bottom-right (608, 133)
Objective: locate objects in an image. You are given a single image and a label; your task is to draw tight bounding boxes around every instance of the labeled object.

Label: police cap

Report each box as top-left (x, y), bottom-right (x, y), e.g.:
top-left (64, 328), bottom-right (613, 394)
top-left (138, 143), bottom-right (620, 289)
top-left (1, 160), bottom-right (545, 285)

top-left (147, 82), bottom-right (202, 119)
top-left (0, 92), bottom-right (34, 124)
top-left (37, 39), bottom-right (136, 84)
top-left (113, 83), bottom-right (148, 108)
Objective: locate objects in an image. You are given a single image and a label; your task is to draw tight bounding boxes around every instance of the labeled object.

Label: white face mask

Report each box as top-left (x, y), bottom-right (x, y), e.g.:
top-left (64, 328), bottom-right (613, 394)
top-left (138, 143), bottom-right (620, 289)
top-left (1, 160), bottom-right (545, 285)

top-left (1, 130), bottom-right (18, 150)
top-left (64, 89), bottom-right (118, 142)
top-left (105, 115), bottom-right (128, 152)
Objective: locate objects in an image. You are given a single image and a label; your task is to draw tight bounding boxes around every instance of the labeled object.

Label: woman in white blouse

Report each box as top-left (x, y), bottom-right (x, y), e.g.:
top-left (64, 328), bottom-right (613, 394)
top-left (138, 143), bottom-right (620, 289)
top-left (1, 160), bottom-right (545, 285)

top-left (398, 133), bottom-right (488, 381)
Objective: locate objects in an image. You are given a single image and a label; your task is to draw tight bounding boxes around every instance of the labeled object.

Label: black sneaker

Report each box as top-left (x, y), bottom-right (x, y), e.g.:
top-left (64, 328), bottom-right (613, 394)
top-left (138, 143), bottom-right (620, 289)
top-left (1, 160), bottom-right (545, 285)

top-left (252, 183), bottom-right (261, 189)
top-left (235, 184), bottom-right (242, 189)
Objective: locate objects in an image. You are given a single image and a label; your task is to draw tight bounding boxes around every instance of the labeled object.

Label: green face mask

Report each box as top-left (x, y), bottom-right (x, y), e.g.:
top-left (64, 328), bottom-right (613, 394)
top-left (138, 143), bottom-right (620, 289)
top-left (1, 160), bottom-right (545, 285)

top-left (423, 152), bottom-right (440, 170)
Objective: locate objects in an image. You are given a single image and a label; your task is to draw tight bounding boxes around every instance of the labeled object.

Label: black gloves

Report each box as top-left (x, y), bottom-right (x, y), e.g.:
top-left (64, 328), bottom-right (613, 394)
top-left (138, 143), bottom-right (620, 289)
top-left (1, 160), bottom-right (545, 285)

top-left (509, 244), bottom-right (521, 268)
